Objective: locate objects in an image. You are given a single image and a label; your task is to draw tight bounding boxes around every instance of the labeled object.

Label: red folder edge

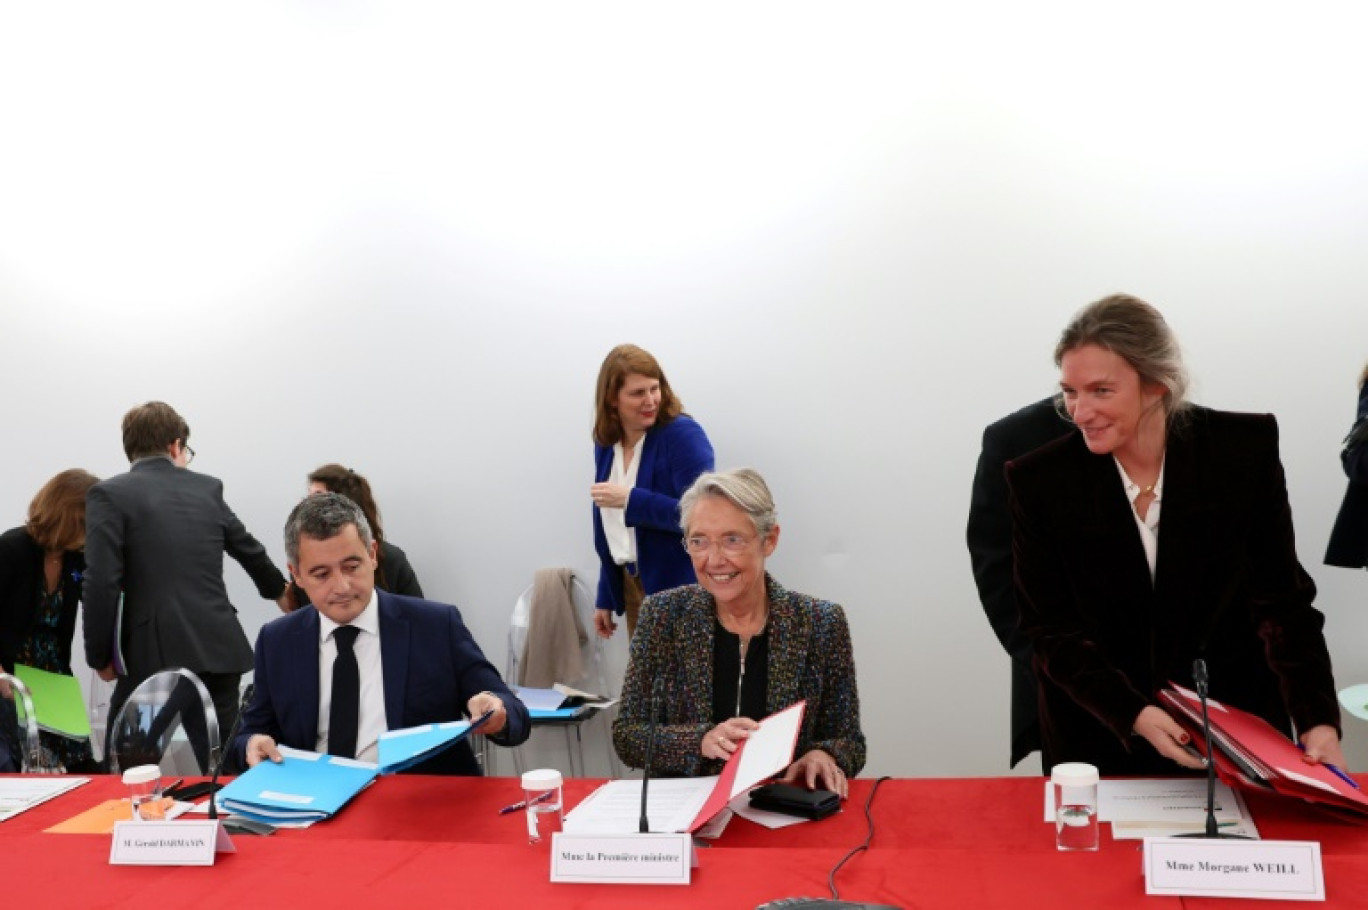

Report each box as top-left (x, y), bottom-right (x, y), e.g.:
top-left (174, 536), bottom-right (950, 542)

top-left (687, 700), bottom-right (807, 832)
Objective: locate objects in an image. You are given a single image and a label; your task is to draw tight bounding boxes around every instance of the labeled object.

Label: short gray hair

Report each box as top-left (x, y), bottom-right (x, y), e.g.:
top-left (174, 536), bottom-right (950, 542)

top-left (679, 468), bottom-right (778, 538)
top-left (284, 492), bottom-right (374, 565)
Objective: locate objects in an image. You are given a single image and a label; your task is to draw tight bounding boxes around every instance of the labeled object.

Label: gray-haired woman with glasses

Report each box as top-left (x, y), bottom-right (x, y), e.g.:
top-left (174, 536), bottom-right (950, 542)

top-left (612, 468), bottom-right (866, 797)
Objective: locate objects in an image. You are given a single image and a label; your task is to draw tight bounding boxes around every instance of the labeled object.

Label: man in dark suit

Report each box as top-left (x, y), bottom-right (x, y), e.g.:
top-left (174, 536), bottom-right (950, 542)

top-left (84, 401), bottom-right (292, 746)
top-left (966, 397), bottom-right (1070, 769)
top-left (234, 492), bottom-right (529, 773)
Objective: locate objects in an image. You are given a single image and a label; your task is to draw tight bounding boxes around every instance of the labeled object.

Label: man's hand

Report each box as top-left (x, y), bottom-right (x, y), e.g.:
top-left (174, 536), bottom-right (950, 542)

top-left (96, 663), bottom-right (118, 682)
top-left (246, 734), bottom-right (283, 767)
top-left (468, 691), bottom-right (507, 736)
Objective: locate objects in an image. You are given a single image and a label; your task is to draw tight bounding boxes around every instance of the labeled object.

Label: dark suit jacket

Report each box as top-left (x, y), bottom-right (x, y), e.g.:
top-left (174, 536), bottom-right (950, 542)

top-left (1007, 408), bottom-right (1340, 774)
top-left (292, 539), bottom-right (423, 609)
top-left (593, 414), bottom-right (714, 614)
top-left (233, 590), bottom-right (530, 775)
top-left (966, 398), bottom-right (1071, 768)
top-left (82, 457), bottom-right (286, 680)
top-left (1325, 381), bottom-right (1368, 569)
top-left (0, 527), bottom-right (85, 673)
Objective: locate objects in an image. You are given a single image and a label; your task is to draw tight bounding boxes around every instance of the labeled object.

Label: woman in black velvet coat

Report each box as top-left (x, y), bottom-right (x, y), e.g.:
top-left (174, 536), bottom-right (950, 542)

top-left (1325, 363), bottom-right (1368, 571)
top-left (1006, 295), bottom-right (1344, 776)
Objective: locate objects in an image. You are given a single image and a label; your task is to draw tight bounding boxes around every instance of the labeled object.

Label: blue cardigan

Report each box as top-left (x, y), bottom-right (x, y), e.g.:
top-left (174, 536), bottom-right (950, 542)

top-left (592, 414), bottom-right (714, 614)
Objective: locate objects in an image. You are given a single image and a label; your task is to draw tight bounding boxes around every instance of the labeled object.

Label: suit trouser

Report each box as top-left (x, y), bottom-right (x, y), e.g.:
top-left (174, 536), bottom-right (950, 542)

top-left (107, 670), bottom-right (242, 773)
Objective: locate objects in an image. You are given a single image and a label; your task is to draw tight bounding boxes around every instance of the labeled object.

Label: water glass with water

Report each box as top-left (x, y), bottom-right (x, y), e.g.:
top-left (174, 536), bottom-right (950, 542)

top-left (1051, 762), bottom-right (1099, 851)
top-left (521, 768), bottom-right (564, 845)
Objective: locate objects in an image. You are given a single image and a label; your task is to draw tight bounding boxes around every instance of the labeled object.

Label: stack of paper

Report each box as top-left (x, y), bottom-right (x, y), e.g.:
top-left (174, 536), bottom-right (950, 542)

top-left (515, 684), bottom-right (617, 720)
top-left (216, 748), bottom-right (378, 824)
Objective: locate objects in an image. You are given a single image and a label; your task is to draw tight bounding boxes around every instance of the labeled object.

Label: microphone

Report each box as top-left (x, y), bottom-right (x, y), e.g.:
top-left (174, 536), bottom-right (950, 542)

top-left (639, 676), bottom-right (664, 834)
top-left (1178, 658), bottom-right (1250, 840)
top-left (207, 684), bottom-right (254, 822)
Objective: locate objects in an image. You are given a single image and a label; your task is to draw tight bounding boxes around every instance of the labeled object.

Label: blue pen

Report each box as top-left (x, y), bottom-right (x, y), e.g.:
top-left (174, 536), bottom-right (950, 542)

top-left (1298, 744), bottom-right (1359, 790)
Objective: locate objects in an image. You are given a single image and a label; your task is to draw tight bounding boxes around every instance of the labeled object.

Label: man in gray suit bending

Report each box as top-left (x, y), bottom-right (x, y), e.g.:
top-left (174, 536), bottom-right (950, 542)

top-left (83, 401), bottom-right (293, 749)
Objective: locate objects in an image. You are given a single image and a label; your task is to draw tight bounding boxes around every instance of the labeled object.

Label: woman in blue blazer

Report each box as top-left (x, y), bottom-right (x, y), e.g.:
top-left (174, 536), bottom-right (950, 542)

top-left (591, 345), bottom-right (714, 638)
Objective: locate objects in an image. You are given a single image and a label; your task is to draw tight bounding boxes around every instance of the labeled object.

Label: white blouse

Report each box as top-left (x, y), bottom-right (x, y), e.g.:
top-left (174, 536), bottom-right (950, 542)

top-left (602, 440), bottom-right (642, 566)
top-left (1114, 457), bottom-right (1165, 583)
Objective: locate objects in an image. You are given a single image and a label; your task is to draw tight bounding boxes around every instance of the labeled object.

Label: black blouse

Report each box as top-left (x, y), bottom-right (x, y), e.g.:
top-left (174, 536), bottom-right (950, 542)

top-left (712, 618), bottom-right (769, 723)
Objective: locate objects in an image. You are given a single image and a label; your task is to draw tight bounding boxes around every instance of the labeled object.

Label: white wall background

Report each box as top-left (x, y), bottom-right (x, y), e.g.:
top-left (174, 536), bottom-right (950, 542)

top-left (2, 2), bottom-right (1366, 778)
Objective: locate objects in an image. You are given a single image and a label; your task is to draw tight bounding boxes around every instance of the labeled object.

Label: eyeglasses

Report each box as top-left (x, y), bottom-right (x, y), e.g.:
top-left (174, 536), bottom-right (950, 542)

top-left (183, 443), bottom-right (195, 465)
top-left (682, 534), bottom-right (755, 556)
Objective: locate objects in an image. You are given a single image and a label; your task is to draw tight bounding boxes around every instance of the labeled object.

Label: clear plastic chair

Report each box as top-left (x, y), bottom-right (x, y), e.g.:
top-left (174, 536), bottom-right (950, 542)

top-left (0, 672), bottom-right (63, 773)
top-left (498, 570), bottom-right (620, 778)
top-left (106, 668), bottom-right (221, 775)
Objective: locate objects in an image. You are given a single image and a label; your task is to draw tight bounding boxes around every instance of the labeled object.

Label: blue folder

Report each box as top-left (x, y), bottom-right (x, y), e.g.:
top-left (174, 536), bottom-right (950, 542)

top-left (217, 749), bottom-right (378, 822)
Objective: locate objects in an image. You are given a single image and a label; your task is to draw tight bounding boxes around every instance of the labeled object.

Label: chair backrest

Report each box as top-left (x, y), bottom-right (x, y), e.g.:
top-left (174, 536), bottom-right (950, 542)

top-left (507, 571), bottom-right (611, 698)
top-left (107, 668), bottom-right (221, 775)
top-left (0, 673), bottom-right (59, 773)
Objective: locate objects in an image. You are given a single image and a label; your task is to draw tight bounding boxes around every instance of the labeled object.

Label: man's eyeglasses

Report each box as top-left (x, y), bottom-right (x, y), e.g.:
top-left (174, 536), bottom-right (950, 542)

top-left (183, 443), bottom-right (195, 465)
top-left (682, 534), bottom-right (754, 556)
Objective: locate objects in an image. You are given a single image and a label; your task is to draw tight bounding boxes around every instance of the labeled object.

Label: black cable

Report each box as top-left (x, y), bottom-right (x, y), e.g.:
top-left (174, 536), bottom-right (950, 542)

top-left (827, 775), bottom-right (890, 900)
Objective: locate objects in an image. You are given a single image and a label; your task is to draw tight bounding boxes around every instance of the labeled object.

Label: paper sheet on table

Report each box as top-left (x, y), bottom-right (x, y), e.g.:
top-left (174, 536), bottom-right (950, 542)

top-left (45, 797), bottom-right (192, 834)
top-left (513, 686), bottom-right (567, 711)
top-left (0, 776), bottom-right (88, 822)
top-left (1043, 778), bottom-right (1258, 838)
top-left (563, 777), bottom-right (716, 834)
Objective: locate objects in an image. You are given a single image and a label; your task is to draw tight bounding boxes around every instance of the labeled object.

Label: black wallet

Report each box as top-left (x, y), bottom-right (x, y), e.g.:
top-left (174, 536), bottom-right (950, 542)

top-left (748, 783), bottom-right (841, 820)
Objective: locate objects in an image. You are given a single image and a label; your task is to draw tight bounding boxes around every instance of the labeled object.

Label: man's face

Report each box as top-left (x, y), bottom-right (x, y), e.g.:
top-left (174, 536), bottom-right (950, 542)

top-left (290, 523), bottom-right (377, 625)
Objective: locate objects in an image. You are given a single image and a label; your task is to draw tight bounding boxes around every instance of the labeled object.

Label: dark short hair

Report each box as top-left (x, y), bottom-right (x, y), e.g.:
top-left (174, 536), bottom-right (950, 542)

top-left (122, 401), bottom-right (190, 462)
top-left (307, 464), bottom-right (384, 543)
top-left (592, 344), bottom-right (684, 447)
top-left (27, 469), bottom-right (100, 551)
top-left (284, 492), bottom-right (374, 566)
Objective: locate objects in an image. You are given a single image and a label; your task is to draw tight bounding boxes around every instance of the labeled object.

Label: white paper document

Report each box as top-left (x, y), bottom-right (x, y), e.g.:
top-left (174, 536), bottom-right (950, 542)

top-left (732, 702), bottom-right (804, 793)
top-left (0, 776), bottom-right (89, 822)
top-left (564, 777), bottom-right (716, 834)
top-left (1043, 778), bottom-right (1259, 839)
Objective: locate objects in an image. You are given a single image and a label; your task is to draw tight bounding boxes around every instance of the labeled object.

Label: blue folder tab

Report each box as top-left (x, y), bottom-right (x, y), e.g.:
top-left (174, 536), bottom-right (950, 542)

top-left (377, 711), bottom-right (491, 775)
top-left (217, 748), bottom-right (378, 823)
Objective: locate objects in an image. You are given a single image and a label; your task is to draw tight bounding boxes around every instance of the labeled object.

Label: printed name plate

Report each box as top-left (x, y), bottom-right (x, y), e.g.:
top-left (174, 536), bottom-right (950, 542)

top-left (1144, 837), bottom-right (1324, 901)
top-left (551, 832), bottom-right (693, 884)
top-left (110, 820), bottom-right (236, 866)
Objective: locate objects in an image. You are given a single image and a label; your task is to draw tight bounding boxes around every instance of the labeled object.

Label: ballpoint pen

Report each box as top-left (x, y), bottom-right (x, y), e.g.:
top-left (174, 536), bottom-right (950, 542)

top-left (1298, 744), bottom-right (1360, 789)
top-left (498, 790), bottom-right (555, 815)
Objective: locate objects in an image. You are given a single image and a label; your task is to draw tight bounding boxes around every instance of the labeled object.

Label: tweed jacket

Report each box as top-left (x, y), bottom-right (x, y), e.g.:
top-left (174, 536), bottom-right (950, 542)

top-left (612, 574), bottom-right (866, 778)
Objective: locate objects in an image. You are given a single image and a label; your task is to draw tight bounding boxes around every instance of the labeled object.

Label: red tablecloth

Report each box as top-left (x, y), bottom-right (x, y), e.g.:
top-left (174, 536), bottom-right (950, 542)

top-left (3, 774), bottom-right (1367, 908)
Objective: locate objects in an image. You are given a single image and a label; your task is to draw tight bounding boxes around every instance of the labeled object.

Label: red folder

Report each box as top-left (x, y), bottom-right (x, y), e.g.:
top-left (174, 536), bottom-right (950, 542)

top-left (686, 700), bottom-right (806, 832)
top-left (1159, 684), bottom-right (1368, 819)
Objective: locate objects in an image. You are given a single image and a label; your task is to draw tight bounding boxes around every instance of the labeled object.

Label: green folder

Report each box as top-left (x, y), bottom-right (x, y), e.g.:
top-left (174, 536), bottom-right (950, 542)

top-left (13, 665), bottom-right (92, 740)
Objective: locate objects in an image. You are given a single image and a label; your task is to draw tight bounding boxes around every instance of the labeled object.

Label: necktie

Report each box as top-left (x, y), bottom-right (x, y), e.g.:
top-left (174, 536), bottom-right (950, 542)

top-left (328, 625), bottom-right (361, 758)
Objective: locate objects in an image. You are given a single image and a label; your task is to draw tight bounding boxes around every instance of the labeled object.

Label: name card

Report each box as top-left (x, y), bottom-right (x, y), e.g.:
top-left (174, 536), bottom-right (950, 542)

top-left (110, 820), bottom-right (236, 866)
top-left (1144, 837), bottom-right (1324, 901)
top-left (550, 832), bottom-right (694, 884)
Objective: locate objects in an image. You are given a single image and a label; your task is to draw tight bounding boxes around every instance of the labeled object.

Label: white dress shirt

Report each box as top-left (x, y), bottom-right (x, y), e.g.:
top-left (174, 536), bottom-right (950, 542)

top-left (1115, 457), bottom-right (1165, 583)
top-left (316, 590), bottom-right (388, 762)
top-left (602, 440), bottom-right (642, 566)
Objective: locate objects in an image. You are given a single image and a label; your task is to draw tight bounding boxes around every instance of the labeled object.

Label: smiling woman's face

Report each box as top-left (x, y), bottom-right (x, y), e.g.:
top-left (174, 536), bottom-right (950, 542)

top-left (1059, 343), bottom-right (1167, 457)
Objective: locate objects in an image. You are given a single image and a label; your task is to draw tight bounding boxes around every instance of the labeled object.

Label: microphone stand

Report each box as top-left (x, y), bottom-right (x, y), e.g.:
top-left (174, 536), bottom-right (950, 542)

top-left (639, 677), bottom-right (664, 833)
top-left (209, 684), bottom-right (275, 836)
top-left (1178, 658), bottom-right (1251, 840)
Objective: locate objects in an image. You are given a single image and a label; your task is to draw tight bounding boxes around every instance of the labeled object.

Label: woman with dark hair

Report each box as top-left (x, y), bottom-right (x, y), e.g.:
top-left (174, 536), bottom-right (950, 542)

top-left (0, 469), bottom-right (102, 773)
top-left (297, 464), bottom-right (423, 601)
top-left (1007, 294), bottom-right (1344, 775)
top-left (591, 344), bottom-right (714, 639)
top-left (1325, 362), bottom-right (1368, 571)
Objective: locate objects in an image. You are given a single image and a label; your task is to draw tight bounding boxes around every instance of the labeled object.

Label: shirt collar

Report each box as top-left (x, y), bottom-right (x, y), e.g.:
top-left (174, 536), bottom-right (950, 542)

top-left (317, 588), bottom-right (381, 643)
top-left (1113, 456), bottom-right (1166, 505)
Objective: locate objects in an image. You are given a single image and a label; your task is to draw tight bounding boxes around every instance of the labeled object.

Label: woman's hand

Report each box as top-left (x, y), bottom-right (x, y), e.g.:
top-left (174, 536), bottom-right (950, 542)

top-left (1133, 705), bottom-right (1206, 770)
top-left (1299, 724), bottom-right (1348, 769)
top-left (701, 717), bottom-right (760, 761)
top-left (594, 608), bottom-right (618, 639)
top-left (780, 749), bottom-right (849, 799)
top-left (591, 483), bottom-right (630, 510)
